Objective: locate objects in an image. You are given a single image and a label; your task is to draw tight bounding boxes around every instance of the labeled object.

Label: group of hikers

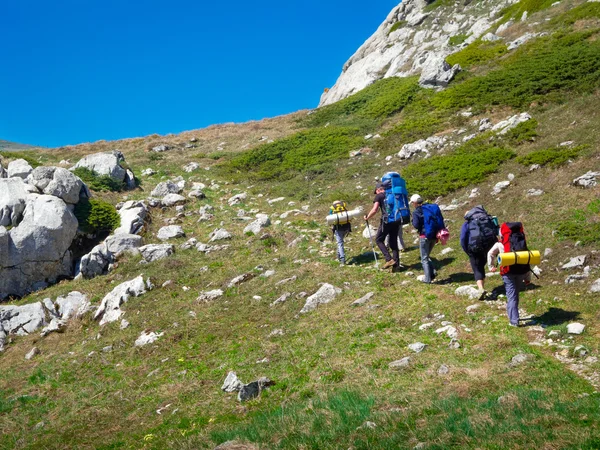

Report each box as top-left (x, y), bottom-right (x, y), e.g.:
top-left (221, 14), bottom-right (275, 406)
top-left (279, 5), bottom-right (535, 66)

top-left (327, 171), bottom-right (536, 328)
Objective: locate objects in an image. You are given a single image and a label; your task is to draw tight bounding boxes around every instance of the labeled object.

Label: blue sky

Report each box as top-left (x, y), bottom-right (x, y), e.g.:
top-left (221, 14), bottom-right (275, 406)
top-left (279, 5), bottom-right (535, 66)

top-left (0, 0), bottom-right (398, 147)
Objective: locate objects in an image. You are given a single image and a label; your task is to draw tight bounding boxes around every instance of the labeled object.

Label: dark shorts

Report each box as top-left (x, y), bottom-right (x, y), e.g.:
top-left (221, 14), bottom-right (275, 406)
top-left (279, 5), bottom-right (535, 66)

top-left (469, 254), bottom-right (487, 281)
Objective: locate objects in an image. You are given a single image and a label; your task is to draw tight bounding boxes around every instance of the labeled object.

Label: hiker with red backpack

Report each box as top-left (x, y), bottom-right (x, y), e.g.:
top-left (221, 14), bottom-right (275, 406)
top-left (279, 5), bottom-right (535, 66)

top-left (460, 206), bottom-right (499, 300)
top-left (487, 222), bottom-right (533, 327)
top-left (411, 194), bottom-right (446, 283)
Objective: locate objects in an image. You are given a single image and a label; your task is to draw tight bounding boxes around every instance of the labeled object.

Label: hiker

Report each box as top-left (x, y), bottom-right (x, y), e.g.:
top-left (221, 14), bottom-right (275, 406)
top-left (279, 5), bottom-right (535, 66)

top-left (460, 205), bottom-right (498, 300)
top-left (487, 222), bottom-right (533, 327)
top-left (329, 200), bottom-right (352, 265)
top-left (411, 194), bottom-right (445, 283)
top-left (364, 181), bottom-right (401, 269)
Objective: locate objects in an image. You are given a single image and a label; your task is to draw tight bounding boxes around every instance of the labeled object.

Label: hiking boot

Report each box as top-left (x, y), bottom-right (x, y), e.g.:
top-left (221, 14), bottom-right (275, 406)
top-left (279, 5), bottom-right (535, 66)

top-left (478, 289), bottom-right (488, 301)
top-left (509, 323), bottom-right (519, 328)
top-left (382, 259), bottom-right (397, 269)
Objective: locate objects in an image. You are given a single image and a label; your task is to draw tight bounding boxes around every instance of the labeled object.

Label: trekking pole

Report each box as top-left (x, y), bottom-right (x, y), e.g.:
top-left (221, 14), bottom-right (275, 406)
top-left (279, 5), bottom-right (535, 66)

top-left (365, 220), bottom-right (379, 268)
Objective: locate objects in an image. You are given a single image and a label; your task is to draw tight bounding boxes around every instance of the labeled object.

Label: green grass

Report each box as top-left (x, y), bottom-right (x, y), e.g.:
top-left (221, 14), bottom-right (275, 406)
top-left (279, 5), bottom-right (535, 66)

top-left (516, 144), bottom-right (589, 167)
top-left (303, 77), bottom-right (422, 129)
top-left (446, 40), bottom-right (508, 68)
top-left (388, 21), bottom-right (406, 34)
top-left (223, 127), bottom-right (364, 181)
top-left (434, 31), bottom-right (600, 111)
top-left (500, 0), bottom-right (556, 21)
top-left (555, 199), bottom-right (600, 245)
top-left (448, 34), bottom-right (469, 46)
top-left (0, 150), bottom-right (43, 168)
top-left (72, 167), bottom-right (125, 192)
top-left (403, 137), bottom-right (516, 199)
top-left (552, 2), bottom-right (600, 25)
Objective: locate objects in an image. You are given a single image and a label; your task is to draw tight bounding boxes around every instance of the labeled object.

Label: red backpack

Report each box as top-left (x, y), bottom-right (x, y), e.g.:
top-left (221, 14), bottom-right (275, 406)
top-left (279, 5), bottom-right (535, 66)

top-left (500, 222), bottom-right (531, 276)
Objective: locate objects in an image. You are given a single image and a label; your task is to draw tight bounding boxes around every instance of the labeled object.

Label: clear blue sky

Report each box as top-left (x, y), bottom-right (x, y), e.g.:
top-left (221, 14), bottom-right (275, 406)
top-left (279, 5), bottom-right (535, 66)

top-left (0, 0), bottom-right (398, 148)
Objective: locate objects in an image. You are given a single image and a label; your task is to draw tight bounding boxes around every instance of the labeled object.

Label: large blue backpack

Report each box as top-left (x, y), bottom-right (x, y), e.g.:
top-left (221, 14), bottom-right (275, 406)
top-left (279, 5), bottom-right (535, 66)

top-left (381, 172), bottom-right (411, 225)
top-left (421, 203), bottom-right (445, 239)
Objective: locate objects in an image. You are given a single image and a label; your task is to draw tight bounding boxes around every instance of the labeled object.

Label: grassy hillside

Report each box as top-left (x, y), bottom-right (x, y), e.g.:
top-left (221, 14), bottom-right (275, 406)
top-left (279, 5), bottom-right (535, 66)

top-left (1, 0), bottom-right (600, 448)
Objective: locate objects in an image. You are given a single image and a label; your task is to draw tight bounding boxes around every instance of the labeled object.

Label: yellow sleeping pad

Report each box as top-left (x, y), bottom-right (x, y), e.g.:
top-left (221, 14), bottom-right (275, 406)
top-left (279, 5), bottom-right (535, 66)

top-left (498, 250), bottom-right (541, 267)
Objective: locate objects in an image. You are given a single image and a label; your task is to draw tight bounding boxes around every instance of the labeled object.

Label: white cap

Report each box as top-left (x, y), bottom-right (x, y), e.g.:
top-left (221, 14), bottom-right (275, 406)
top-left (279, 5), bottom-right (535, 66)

top-left (410, 194), bottom-right (423, 204)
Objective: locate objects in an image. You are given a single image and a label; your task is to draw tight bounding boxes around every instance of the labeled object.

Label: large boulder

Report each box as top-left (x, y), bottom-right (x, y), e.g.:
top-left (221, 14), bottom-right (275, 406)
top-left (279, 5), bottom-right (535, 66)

top-left (94, 276), bottom-right (147, 325)
top-left (0, 178), bottom-right (28, 227)
top-left (7, 159), bottom-right (33, 179)
top-left (105, 233), bottom-right (142, 256)
top-left (115, 201), bottom-right (147, 235)
top-left (71, 151), bottom-right (132, 185)
top-left (139, 244), bottom-right (174, 262)
top-left (418, 53), bottom-right (461, 88)
top-left (78, 242), bottom-right (113, 279)
top-left (27, 166), bottom-right (86, 204)
top-left (0, 194), bottom-right (78, 298)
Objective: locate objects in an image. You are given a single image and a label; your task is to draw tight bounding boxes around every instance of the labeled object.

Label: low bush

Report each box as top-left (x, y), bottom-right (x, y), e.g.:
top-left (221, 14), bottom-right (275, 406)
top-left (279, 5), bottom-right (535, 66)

top-left (224, 127), bottom-right (364, 181)
top-left (552, 2), bottom-right (600, 25)
top-left (555, 199), bottom-right (600, 245)
top-left (448, 34), bottom-right (469, 46)
top-left (516, 144), bottom-right (588, 167)
top-left (0, 151), bottom-right (42, 168)
top-left (403, 138), bottom-right (515, 198)
top-left (74, 199), bottom-right (121, 234)
top-left (446, 40), bottom-right (507, 67)
top-left (388, 20), bottom-right (406, 34)
top-left (500, 0), bottom-right (556, 21)
top-left (304, 77), bottom-right (421, 129)
top-left (433, 32), bottom-right (600, 111)
top-left (503, 119), bottom-right (538, 145)
top-left (72, 167), bottom-right (124, 192)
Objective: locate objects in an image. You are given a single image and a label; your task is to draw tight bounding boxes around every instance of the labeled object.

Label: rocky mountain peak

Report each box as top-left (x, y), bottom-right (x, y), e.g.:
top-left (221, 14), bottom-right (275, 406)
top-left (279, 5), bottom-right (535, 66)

top-left (319, 0), bottom-right (516, 106)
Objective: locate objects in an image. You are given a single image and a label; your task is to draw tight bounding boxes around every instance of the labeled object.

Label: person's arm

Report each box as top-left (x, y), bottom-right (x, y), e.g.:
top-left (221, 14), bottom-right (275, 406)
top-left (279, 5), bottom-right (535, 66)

top-left (364, 202), bottom-right (379, 221)
top-left (412, 208), bottom-right (422, 234)
top-left (487, 242), bottom-right (501, 271)
top-left (460, 222), bottom-right (469, 254)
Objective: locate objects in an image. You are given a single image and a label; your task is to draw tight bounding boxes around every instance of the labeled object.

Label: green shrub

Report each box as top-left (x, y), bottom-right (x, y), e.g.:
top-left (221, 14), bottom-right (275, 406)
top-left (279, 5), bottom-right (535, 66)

top-left (385, 114), bottom-right (443, 143)
top-left (388, 20), bottom-right (406, 34)
top-left (516, 144), bottom-right (588, 167)
top-left (449, 34), bottom-right (469, 46)
top-left (74, 199), bottom-right (121, 234)
top-left (500, 0), bottom-right (556, 21)
top-left (148, 153), bottom-right (164, 161)
top-left (434, 32), bottom-right (600, 111)
top-left (403, 139), bottom-right (516, 198)
top-left (224, 127), bottom-right (364, 181)
top-left (72, 167), bottom-right (124, 192)
top-left (0, 151), bottom-right (42, 168)
top-left (446, 40), bottom-right (508, 67)
top-left (503, 119), bottom-right (538, 145)
top-left (552, 2), bottom-right (600, 25)
top-left (555, 199), bottom-right (600, 245)
top-left (304, 77), bottom-right (421, 128)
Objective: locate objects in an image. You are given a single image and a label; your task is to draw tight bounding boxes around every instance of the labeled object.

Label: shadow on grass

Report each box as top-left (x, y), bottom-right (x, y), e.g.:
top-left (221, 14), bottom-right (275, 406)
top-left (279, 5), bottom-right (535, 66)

top-left (534, 307), bottom-right (581, 326)
top-left (443, 272), bottom-right (474, 284)
top-left (348, 252), bottom-right (380, 266)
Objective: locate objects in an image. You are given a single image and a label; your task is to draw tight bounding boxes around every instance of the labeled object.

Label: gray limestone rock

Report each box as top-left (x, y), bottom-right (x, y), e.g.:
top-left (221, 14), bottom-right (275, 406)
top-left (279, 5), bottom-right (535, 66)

top-left (151, 181), bottom-right (182, 198)
top-left (389, 357), bottom-right (411, 370)
top-left (562, 255), bottom-right (587, 270)
top-left (237, 377), bottom-right (274, 402)
top-left (183, 162), bottom-right (200, 173)
top-left (27, 166), bottom-right (85, 204)
top-left (573, 171), bottom-right (600, 188)
top-left (351, 292), bottom-right (375, 306)
top-left (134, 330), bottom-right (164, 347)
top-left (157, 225), bottom-right (185, 241)
top-left (455, 285), bottom-right (480, 299)
top-left (300, 283), bottom-right (342, 314)
top-left (25, 347), bottom-right (40, 360)
top-left (114, 201), bottom-right (147, 235)
top-left (408, 342), bottom-right (427, 353)
top-left (243, 214), bottom-right (271, 235)
top-left (139, 244), bottom-right (174, 262)
top-left (71, 151), bottom-right (127, 182)
top-left (105, 233), bottom-right (143, 256)
top-left (79, 243), bottom-right (113, 279)
top-left (197, 289), bottom-right (224, 302)
top-left (7, 159), bottom-right (33, 179)
top-left (221, 371), bottom-right (243, 392)
top-left (590, 279), bottom-right (600, 293)
top-left (94, 275), bottom-right (147, 325)
top-left (418, 54), bottom-right (461, 89)
top-left (227, 273), bottom-right (254, 288)
top-left (0, 178), bottom-right (28, 227)
top-left (188, 190), bottom-right (206, 199)
top-left (492, 113), bottom-right (532, 134)
top-left (228, 192), bottom-right (248, 206)
top-left (161, 194), bottom-right (186, 207)
top-left (510, 353), bottom-right (535, 366)
top-left (209, 228), bottom-right (232, 242)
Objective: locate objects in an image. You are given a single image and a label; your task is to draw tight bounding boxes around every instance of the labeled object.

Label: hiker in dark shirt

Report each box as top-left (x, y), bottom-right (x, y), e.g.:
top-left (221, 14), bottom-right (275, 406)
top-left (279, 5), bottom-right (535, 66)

top-left (364, 182), bottom-right (400, 269)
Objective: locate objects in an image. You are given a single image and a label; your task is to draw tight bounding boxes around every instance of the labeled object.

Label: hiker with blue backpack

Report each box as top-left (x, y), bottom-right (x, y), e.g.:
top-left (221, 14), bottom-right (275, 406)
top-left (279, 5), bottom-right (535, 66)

top-left (460, 205), bottom-right (499, 300)
top-left (363, 172), bottom-right (411, 270)
top-left (410, 194), bottom-right (446, 283)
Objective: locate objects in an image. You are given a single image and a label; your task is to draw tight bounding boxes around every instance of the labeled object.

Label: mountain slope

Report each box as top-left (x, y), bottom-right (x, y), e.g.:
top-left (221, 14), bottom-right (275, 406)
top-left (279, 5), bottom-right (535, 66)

top-left (1, 0), bottom-right (600, 448)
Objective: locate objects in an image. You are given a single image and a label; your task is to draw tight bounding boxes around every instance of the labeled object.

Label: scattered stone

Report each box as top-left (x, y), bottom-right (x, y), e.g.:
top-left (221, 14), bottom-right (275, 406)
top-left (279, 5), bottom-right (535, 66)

top-left (510, 353), bottom-right (535, 366)
top-left (197, 289), bottom-right (224, 302)
top-left (469, 188), bottom-right (480, 198)
top-left (481, 32), bottom-right (501, 42)
top-left (408, 342), bottom-right (427, 353)
top-left (209, 228), bottom-right (232, 242)
top-left (268, 329), bottom-right (285, 337)
top-left (179, 238), bottom-right (198, 250)
top-left (134, 330), bottom-right (164, 347)
top-left (157, 225), bottom-right (185, 241)
top-left (466, 304), bottom-right (480, 313)
top-left (221, 371), bottom-right (243, 392)
top-left (228, 192), bottom-right (248, 206)
top-left (438, 364), bottom-right (449, 375)
top-left (139, 244), bottom-right (174, 262)
top-left (227, 273), bottom-right (254, 288)
top-left (544, 248), bottom-right (553, 258)
top-left (418, 54), bottom-right (461, 89)
top-left (492, 112), bottom-right (532, 134)
top-left (455, 285), bottom-right (480, 299)
top-left (7, 159), bottom-right (34, 179)
top-left (492, 181), bottom-right (511, 195)
top-left (448, 338), bottom-right (461, 349)
top-left (529, 164), bottom-right (541, 172)
top-left (435, 325), bottom-right (458, 339)
top-left (120, 319), bottom-right (130, 330)
top-left (299, 283), bottom-right (342, 314)
top-left (440, 247), bottom-right (454, 256)
top-left (141, 168), bottom-right (156, 176)
top-left (161, 193), bottom-right (186, 207)
top-left (567, 323), bottom-right (585, 335)
top-left (389, 357), bottom-right (411, 370)
top-left (188, 189), bottom-right (206, 199)
top-left (237, 377), bottom-right (274, 402)
top-left (507, 33), bottom-right (537, 50)
top-left (25, 347), bottom-right (40, 360)
top-left (590, 279), bottom-right (600, 293)
top-left (94, 276), bottom-right (147, 325)
top-left (243, 214), bottom-right (271, 235)
top-left (183, 162), bottom-right (200, 173)
top-left (573, 171), bottom-right (600, 188)
top-left (527, 189), bottom-right (543, 197)
top-left (358, 421), bottom-right (377, 430)
top-left (351, 292), bottom-right (375, 306)
top-left (419, 322), bottom-right (435, 331)
top-left (562, 255), bottom-right (587, 270)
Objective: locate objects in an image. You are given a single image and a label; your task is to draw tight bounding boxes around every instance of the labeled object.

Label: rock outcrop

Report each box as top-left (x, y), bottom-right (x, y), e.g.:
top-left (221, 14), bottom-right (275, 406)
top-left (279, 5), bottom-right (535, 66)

top-left (71, 150), bottom-right (135, 187)
top-left (319, 0), bottom-right (514, 106)
top-left (94, 275), bottom-right (148, 325)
